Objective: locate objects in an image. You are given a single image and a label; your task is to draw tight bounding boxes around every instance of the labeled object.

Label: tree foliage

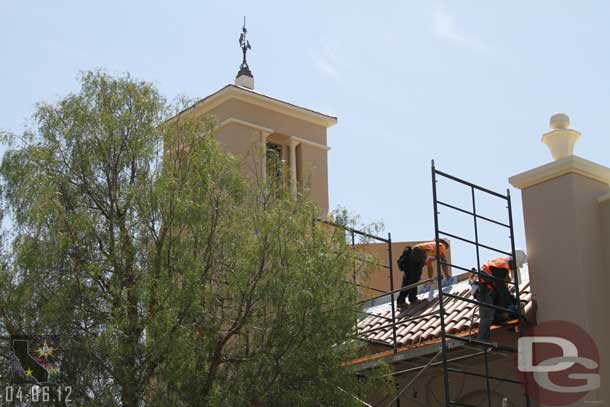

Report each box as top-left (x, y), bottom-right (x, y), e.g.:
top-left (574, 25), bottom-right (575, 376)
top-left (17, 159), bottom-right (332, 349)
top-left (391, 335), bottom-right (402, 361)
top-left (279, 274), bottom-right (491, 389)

top-left (0, 71), bottom-right (390, 406)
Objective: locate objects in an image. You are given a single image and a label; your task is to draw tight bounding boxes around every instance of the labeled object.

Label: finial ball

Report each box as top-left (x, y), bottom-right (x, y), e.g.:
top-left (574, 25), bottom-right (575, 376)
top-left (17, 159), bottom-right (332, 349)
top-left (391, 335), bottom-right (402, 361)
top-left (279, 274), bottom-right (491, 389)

top-left (550, 113), bottom-right (570, 130)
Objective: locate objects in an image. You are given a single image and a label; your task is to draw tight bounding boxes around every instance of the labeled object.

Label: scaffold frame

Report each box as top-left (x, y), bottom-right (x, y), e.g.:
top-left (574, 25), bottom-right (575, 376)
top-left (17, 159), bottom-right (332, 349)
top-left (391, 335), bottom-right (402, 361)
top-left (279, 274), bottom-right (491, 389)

top-left (322, 161), bottom-right (532, 406)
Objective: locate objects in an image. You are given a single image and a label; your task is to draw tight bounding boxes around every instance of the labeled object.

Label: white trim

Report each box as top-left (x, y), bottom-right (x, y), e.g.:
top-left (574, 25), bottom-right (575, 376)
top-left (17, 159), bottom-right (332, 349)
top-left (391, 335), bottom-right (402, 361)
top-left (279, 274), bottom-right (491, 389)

top-left (597, 192), bottom-right (610, 204)
top-left (291, 136), bottom-right (331, 151)
top-left (509, 155), bottom-right (610, 190)
top-left (194, 85), bottom-right (337, 128)
top-left (289, 138), bottom-right (298, 199)
top-left (219, 117), bottom-right (273, 135)
top-left (229, 86), bottom-right (337, 128)
top-left (218, 118), bottom-right (330, 151)
top-left (260, 131), bottom-right (268, 182)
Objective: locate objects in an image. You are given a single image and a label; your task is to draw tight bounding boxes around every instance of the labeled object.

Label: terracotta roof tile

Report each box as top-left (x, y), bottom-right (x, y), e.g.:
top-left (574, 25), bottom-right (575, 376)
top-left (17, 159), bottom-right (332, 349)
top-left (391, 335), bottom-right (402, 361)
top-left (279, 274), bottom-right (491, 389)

top-left (357, 281), bottom-right (534, 348)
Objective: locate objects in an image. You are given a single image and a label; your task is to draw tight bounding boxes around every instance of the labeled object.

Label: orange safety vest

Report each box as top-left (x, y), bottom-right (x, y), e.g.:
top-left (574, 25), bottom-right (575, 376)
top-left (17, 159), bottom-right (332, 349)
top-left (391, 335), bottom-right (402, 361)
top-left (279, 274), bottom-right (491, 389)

top-left (480, 257), bottom-right (511, 290)
top-left (414, 241), bottom-right (447, 266)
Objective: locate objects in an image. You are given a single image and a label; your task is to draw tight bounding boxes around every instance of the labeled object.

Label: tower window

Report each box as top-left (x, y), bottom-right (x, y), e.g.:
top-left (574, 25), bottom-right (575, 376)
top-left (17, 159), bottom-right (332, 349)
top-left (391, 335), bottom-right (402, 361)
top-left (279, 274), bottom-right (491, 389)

top-left (266, 142), bottom-right (286, 191)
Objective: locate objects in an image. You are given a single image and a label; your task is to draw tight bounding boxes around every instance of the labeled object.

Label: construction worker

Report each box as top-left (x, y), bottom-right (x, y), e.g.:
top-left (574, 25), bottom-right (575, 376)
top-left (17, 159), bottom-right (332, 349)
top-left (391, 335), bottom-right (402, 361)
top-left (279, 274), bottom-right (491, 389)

top-left (414, 239), bottom-right (451, 301)
top-left (413, 238), bottom-right (450, 301)
top-left (396, 239), bottom-right (450, 309)
top-left (396, 246), bottom-right (422, 309)
top-left (476, 250), bottom-right (527, 341)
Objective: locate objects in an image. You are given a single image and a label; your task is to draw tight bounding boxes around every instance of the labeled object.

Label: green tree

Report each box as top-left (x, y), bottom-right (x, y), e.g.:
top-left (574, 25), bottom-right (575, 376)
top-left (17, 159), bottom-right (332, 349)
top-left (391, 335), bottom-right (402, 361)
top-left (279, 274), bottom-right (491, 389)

top-left (0, 71), bottom-right (390, 406)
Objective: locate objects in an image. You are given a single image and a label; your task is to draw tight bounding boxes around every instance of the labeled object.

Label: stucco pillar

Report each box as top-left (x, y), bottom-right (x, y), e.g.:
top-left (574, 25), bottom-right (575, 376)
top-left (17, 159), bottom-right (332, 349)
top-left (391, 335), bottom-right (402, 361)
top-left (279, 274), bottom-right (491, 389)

top-left (289, 139), bottom-right (298, 199)
top-left (599, 193), bottom-right (610, 288)
top-left (259, 130), bottom-right (270, 182)
top-left (509, 114), bottom-right (610, 404)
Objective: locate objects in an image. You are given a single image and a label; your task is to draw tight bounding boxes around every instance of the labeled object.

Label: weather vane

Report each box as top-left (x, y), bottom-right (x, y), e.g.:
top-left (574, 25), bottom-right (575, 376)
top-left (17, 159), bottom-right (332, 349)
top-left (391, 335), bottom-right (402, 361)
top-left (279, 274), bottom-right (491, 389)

top-left (237, 16), bottom-right (253, 78)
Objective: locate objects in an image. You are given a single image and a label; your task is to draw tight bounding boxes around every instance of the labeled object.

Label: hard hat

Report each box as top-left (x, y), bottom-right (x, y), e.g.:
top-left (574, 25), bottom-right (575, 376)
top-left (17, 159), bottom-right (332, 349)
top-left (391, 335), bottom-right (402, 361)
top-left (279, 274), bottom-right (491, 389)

top-left (513, 249), bottom-right (527, 269)
top-left (438, 237), bottom-right (450, 248)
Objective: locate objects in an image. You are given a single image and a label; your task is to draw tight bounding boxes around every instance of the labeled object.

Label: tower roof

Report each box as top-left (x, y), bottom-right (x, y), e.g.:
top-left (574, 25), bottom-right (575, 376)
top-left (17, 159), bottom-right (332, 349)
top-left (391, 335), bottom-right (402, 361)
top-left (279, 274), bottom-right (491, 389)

top-left (169, 84), bottom-right (337, 128)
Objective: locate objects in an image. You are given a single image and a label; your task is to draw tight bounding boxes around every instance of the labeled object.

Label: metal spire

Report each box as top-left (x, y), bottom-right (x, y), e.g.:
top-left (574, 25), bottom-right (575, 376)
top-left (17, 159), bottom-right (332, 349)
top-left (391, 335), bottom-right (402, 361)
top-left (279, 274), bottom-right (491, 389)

top-left (237, 16), bottom-right (253, 79)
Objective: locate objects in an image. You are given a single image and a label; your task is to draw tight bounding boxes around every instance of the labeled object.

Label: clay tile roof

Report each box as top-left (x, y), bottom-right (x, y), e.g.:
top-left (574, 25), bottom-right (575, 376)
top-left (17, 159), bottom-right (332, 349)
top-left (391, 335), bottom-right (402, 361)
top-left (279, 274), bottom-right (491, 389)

top-left (357, 280), bottom-right (534, 349)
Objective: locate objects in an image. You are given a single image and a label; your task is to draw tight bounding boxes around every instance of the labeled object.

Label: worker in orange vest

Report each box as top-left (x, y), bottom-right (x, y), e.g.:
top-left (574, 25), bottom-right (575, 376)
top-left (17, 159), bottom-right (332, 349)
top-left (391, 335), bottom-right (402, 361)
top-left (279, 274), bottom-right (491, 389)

top-left (396, 238), bottom-right (450, 309)
top-left (413, 238), bottom-right (450, 301)
top-left (476, 250), bottom-right (527, 341)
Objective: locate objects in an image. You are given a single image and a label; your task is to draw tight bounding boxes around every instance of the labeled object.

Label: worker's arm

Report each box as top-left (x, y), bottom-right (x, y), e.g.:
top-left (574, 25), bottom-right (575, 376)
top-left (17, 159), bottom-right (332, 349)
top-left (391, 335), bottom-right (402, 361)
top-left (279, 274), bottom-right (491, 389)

top-left (440, 253), bottom-right (450, 279)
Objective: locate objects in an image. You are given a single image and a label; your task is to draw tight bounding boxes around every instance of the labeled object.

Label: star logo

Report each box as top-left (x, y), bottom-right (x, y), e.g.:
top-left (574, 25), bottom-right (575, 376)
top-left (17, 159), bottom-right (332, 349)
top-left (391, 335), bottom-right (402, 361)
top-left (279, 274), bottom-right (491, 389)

top-left (10, 335), bottom-right (62, 384)
top-left (36, 340), bottom-right (55, 361)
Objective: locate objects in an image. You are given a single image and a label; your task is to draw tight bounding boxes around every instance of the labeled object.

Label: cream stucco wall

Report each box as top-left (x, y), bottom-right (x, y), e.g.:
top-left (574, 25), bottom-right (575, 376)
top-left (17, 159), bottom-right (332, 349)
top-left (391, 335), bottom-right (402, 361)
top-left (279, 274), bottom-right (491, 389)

top-left (183, 89), bottom-right (332, 214)
top-left (513, 169), bottom-right (610, 405)
top-left (599, 196), bottom-right (610, 297)
top-left (202, 97), bottom-right (328, 146)
top-left (366, 331), bottom-right (529, 406)
top-left (299, 143), bottom-right (329, 215)
top-left (215, 122), bottom-right (262, 175)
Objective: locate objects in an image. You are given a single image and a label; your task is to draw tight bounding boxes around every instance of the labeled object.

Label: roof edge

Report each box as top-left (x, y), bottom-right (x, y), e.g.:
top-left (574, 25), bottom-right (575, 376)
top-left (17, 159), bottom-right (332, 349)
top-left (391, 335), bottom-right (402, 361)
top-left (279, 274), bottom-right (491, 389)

top-left (169, 84), bottom-right (338, 128)
top-left (345, 322), bottom-right (518, 371)
top-left (509, 155), bottom-right (610, 190)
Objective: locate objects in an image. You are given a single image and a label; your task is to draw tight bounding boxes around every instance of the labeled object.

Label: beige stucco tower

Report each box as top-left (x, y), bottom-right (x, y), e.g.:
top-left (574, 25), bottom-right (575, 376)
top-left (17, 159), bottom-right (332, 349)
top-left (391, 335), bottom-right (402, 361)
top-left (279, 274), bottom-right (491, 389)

top-left (510, 114), bottom-right (610, 405)
top-left (174, 25), bottom-right (337, 215)
top-left (178, 84), bottom-right (336, 215)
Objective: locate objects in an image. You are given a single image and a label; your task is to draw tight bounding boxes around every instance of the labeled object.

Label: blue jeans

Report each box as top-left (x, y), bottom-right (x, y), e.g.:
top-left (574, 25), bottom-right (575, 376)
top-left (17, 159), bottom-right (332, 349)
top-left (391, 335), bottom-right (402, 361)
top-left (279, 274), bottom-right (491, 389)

top-left (477, 288), bottom-right (496, 341)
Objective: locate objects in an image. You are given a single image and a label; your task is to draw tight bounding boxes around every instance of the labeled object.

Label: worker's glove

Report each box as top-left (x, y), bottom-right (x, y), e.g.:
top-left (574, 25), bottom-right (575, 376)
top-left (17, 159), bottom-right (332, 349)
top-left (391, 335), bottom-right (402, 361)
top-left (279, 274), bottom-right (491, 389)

top-left (427, 286), bottom-right (435, 301)
top-left (469, 280), bottom-right (479, 297)
top-left (441, 277), bottom-right (452, 292)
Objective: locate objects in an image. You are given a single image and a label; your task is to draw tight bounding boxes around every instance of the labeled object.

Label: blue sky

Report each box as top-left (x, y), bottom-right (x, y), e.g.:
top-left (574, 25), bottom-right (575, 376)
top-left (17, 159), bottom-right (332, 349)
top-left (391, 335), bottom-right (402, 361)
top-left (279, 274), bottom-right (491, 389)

top-left (2, 1), bottom-right (610, 271)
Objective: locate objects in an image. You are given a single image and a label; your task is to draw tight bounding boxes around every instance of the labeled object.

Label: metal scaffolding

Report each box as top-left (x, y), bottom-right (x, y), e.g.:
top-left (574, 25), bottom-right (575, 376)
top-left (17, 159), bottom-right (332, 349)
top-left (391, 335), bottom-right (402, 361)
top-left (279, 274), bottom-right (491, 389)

top-left (317, 219), bottom-right (401, 353)
top-left (431, 160), bottom-right (530, 407)
top-left (324, 161), bottom-right (531, 407)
